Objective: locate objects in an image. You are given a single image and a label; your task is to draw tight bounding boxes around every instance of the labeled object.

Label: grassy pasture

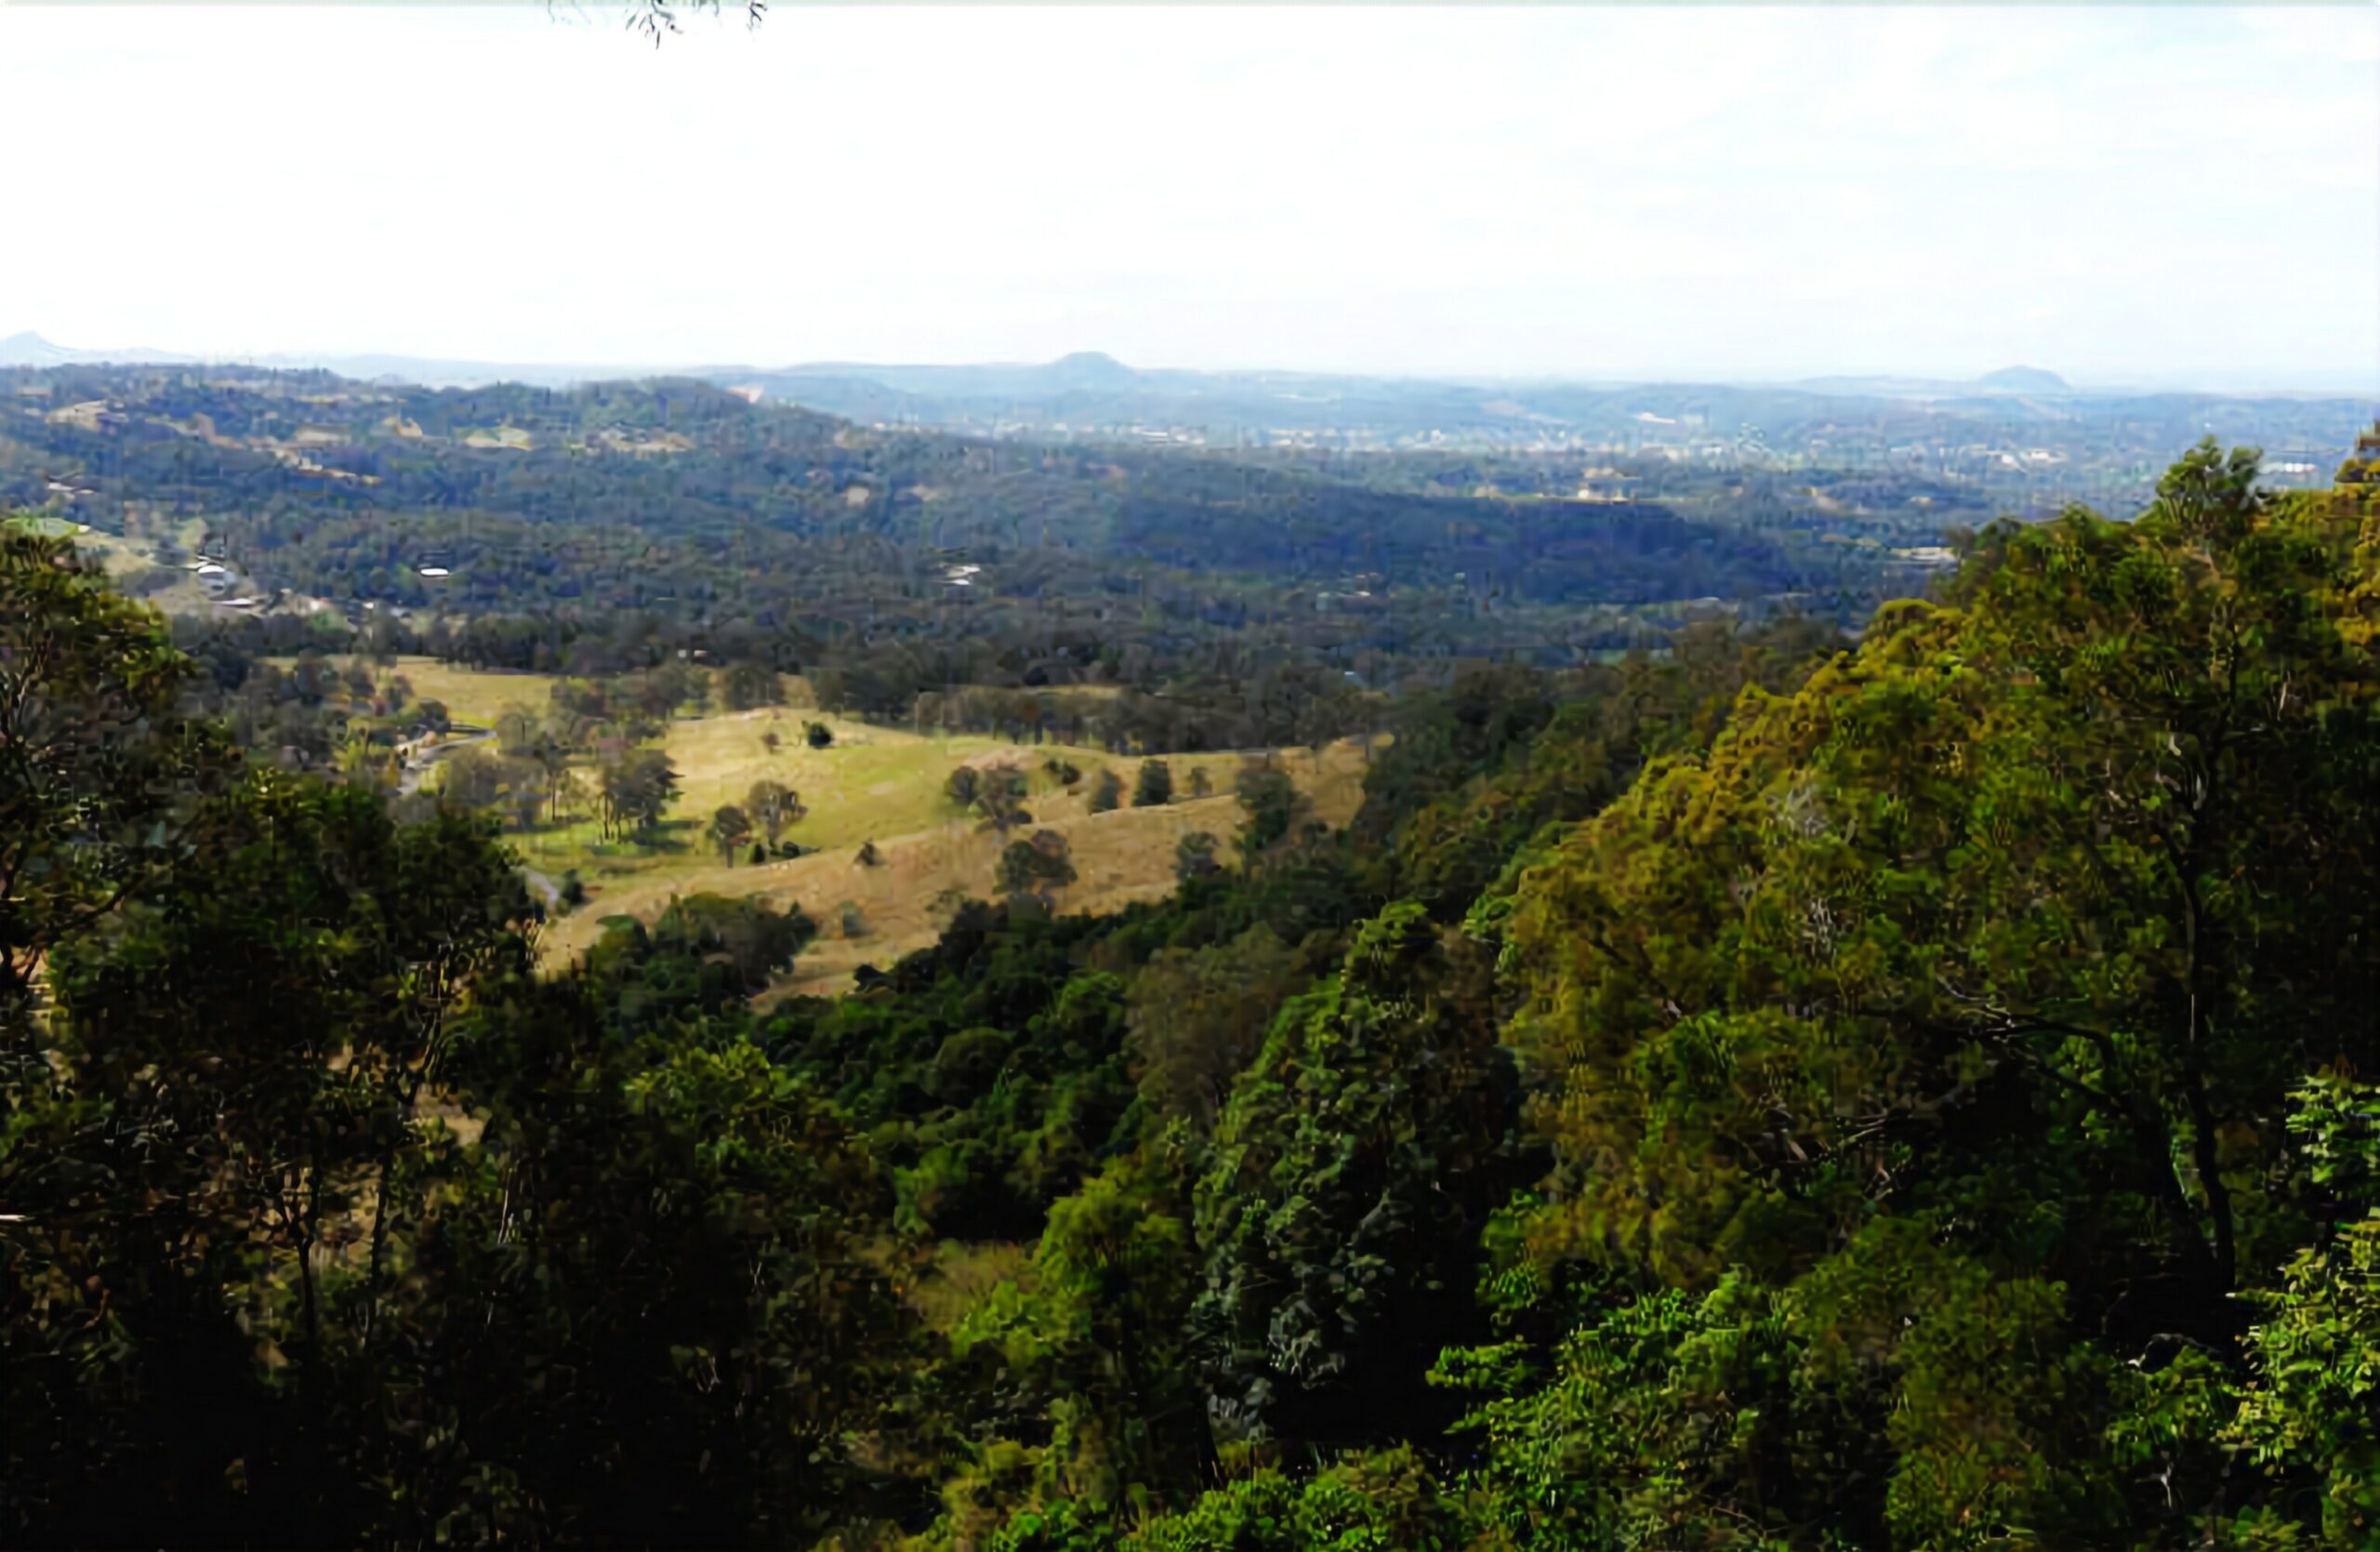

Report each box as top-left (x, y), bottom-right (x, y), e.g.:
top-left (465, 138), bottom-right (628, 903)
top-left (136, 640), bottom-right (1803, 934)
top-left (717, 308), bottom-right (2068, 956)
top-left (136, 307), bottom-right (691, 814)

top-left (538, 735), bottom-right (1374, 990)
top-left (263, 657), bottom-right (1376, 995)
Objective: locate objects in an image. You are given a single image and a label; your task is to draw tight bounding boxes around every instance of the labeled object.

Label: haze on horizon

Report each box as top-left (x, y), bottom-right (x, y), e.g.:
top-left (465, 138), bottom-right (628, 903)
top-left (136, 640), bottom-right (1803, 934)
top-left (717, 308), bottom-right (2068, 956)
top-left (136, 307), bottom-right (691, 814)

top-left (1, 4), bottom-right (2374, 395)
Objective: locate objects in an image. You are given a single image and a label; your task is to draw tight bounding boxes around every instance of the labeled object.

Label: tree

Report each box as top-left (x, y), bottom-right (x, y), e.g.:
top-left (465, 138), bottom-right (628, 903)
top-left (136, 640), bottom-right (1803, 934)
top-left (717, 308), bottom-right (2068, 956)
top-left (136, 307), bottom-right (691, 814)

top-left (1172, 830), bottom-right (1222, 884)
top-left (745, 778), bottom-right (804, 845)
top-left (495, 705), bottom-right (542, 756)
top-left (406, 1007), bottom-right (916, 1546)
top-left (438, 744), bottom-right (546, 829)
top-left (1233, 763), bottom-right (1306, 860)
top-left (721, 659), bottom-right (783, 711)
top-left (598, 748), bottom-right (679, 839)
top-left (855, 839), bottom-right (883, 869)
top-left (997, 829), bottom-right (1077, 898)
top-left (1187, 765), bottom-right (1213, 799)
top-left (804, 720), bottom-right (835, 749)
top-left (707, 803), bottom-right (753, 866)
top-left (974, 767), bottom-right (1033, 836)
top-left (0, 531), bottom-right (232, 1004)
top-left (1126, 922), bottom-right (1296, 1131)
top-left (945, 765), bottom-right (983, 811)
top-left (7, 775), bottom-right (534, 1541)
top-left (1088, 768), bottom-right (1124, 814)
top-left (951, 1161), bottom-right (1210, 1520)
top-left (1495, 444), bottom-right (2380, 1535)
top-left (623, 0), bottom-right (770, 49)
top-left (1193, 903), bottom-right (1518, 1450)
top-left (1133, 760), bottom-right (1174, 808)
top-left (2227, 1077), bottom-right (2380, 1544)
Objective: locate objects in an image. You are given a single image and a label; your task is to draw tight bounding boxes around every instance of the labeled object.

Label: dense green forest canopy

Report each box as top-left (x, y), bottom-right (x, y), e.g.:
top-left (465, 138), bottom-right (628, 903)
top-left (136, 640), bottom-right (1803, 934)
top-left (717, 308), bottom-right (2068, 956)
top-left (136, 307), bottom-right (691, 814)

top-left (5, 362), bottom-right (1903, 747)
top-left (5, 431), bottom-right (2380, 1548)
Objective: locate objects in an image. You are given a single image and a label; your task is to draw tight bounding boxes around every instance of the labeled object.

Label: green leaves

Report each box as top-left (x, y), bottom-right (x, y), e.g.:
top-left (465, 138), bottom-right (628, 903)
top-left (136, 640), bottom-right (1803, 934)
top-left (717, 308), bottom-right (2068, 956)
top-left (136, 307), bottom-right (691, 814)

top-left (1192, 904), bottom-right (1519, 1448)
top-left (1496, 444), bottom-right (2380, 1537)
top-left (0, 530), bottom-right (233, 999)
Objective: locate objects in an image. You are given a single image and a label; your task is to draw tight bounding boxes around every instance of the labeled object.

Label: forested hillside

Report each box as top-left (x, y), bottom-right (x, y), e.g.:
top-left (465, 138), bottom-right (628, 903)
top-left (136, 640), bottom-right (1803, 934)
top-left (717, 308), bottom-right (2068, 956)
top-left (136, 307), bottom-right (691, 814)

top-left (6, 432), bottom-right (2379, 1547)
top-left (0, 363), bottom-right (1843, 615)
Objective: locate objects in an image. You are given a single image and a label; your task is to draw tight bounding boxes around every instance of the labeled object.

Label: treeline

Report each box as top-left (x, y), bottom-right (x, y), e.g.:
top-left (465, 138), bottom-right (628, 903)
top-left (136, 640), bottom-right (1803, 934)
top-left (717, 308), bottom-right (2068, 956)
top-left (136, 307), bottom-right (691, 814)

top-left (7, 435), bottom-right (2380, 1548)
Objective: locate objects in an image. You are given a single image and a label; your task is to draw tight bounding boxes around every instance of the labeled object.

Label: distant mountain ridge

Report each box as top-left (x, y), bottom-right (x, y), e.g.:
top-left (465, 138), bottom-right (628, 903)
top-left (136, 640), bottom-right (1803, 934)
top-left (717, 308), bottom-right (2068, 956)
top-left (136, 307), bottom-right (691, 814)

top-left (1793, 366), bottom-right (2071, 399)
top-left (0, 330), bottom-right (617, 388)
top-left (0, 330), bottom-right (191, 368)
top-left (7, 331), bottom-right (2368, 458)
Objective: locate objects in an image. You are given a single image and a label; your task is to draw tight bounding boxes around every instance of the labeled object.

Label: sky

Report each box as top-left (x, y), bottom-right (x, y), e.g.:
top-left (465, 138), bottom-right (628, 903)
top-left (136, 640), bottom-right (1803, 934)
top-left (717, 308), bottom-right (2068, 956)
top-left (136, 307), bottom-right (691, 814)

top-left (1, 4), bottom-right (2375, 391)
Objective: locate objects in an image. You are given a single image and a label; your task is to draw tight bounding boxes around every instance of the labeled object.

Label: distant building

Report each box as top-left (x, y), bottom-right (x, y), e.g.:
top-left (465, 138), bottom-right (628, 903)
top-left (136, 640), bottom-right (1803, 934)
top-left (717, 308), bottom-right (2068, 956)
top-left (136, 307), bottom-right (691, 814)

top-left (1574, 469), bottom-right (1640, 503)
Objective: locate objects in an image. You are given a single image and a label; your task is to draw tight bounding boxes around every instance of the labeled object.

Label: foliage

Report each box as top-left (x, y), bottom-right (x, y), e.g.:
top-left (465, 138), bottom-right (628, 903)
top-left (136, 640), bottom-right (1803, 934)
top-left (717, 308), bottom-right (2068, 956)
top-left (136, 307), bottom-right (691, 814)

top-left (1193, 904), bottom-right (1523, 1449)
top-left (1232, 763), bottom-right (1308, 861)
top-left (1172, 830), bottom-right (1223, 886)
top-left (999, 829), bottom-right (1079, 899)
top-left (10, 437), bottom-right (2380, 1547)
top-left (0, 530), bottom-right (233, 1002)
top-left (2227, 1077), bottom-right (2380, 1545)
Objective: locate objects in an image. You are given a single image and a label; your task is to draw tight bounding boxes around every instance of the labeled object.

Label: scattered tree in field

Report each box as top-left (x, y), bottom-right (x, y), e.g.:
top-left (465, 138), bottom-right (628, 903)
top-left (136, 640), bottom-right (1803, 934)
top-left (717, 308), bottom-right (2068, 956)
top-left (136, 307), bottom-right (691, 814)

top-left (439, 745), bottom-right (547, 830)
top-left (855, 839), bottom-right (883, 868)
top-left (1188, 765), bottom-right (1214, 798)
top-left (721, 659), bottom-right (784, 711)
top-left (1089, 767), bottom-right (1124, 813)
top-left (997, 828), bottom-right (1077, 898)
top-left (1134, 759), bottom-right (1175, 807)
top-left (761, 729), bottom-right (782, 755)
top-left (959, 765), bottom-right (1032, 835)
top-left (1234, 762), bottom-right (1307, 859)
top-left (1174, 830), bottom-right (1223, 883)
top-left (495, 705), bottom-right (542, 757)
top-left (598, 748), bottom-right (679, 839)
top-left (746, 778), bottom-right (805, 845)
top-left (707, 803), bottom-right (754, 866)
top-left (1044, 756), bottom-right (1082, 788)
top-left (805, 720), bottom-right (835, 749)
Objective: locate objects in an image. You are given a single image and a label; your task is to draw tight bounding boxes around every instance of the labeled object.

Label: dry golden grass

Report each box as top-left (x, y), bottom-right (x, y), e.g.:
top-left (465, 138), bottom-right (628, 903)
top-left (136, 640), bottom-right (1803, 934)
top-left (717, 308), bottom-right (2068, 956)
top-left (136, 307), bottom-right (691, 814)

top-left (538, 737), bottom-right (1374, 991)
top-left (266, 657), bottom-right (1376, 995)
top-left (375, 657), bottom-right (562, 730)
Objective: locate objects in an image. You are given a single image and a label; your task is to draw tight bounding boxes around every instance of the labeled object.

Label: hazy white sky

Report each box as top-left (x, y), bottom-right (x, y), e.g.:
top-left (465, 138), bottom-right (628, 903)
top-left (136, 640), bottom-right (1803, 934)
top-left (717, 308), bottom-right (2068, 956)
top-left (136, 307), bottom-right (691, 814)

top-left (2, 4), bottom-right (2374, 389)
